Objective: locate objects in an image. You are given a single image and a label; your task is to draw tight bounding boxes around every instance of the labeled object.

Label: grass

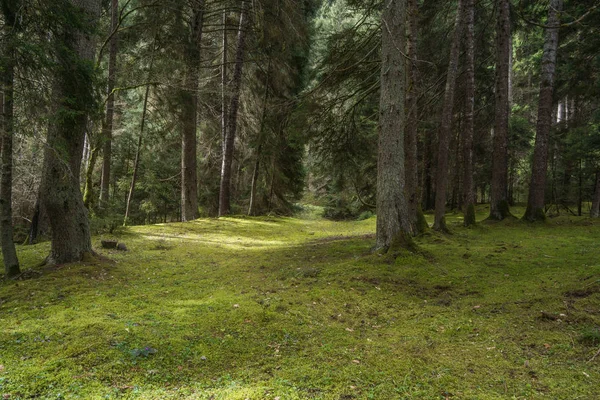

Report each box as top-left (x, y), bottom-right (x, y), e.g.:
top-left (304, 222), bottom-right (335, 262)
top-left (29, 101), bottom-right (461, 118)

top-left (1, 205), bottom-right (599, 399)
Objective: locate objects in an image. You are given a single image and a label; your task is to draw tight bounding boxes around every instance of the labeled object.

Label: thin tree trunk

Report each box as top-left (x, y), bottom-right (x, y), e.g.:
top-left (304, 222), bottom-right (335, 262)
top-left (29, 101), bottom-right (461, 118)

top-left (219, 0), bottom-right (250, 216)
top-left (405, 0), bottom-right (427, 232)
top-left (376, 0), bottom-right (413, 251)
top-left (99, 0), bottom-right (119, 206)
top-left (181, 1), bottom-right (205, 221)
top-left (83, 144), bottom-right (100, 208)
top-left (591, 171), bottom-right (600, 218)
top-left (433, 0), bottom-right (465, 232)
top-left (462, 0), bottom-right (476, 226)
top-left (523, 0), bottom-right (562, 222)
top-left (221, 9), bottom-right (228, 150)
top-left (248, 59), bottom-right (271, 216)
top-left (124, 84), bottom-right (151, 226)
top-left (248, 143), bottom-right (262, 216)
top-left (40, 0), bottom-right (101, 264)
top-left (0, 28), bottom-right (20, 276)
top-left (489, 0), bottom-right (511, 220)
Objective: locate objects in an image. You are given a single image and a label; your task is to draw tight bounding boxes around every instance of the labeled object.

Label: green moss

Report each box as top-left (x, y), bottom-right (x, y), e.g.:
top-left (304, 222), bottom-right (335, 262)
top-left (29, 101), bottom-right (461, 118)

top-left (415, 207), bottom-right (429, 233)
top-left (0, 209), bottom-right (599, 399)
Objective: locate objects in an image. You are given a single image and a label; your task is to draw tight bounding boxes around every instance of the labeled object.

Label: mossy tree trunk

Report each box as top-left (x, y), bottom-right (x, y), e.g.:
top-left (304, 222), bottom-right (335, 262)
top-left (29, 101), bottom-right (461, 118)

top-left (591, 171), bottom-right (600, 218)
top-left (0, 15), bottom-right (20, 277)
top-left (219, 1), bottom-right (250, 217)
top-left (462, 0), bottom-right (476, 226)
top-left (375, 0), bottom-right (414, 251)
top-left (523, 0), bottom-right (562, 222)
top-left (489, 0), bottom-right (511, 220)
top-left (39, 0), bottom-right (100, 264)
top-left (433, 0), bottom-right (465, 232)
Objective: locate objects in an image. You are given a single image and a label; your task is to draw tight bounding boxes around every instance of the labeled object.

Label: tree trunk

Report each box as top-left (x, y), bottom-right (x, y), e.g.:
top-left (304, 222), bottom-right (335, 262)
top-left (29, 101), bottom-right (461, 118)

top-left (248, 59), bottom-right (271, 216)
top-left (405, 0), bottom-right (427, 233)
top-left (375, 0), bottom-right (413, 251)
top-left (591, 172), bottom-right (600, 218)
top-left (489, 0), bottom-right (511, 220)
top-left (124, 84), bottom-right (152, 226)
top-left (99, 0), bottom-right (119, 206)
top-left (221, 9), bottom-right (228, 150)
top-left (433, 0), bottom-right (465, 232)
top-left (523, 0), bottom-right (562, 222)
top-left (219, 1), bottom-right (250, 217)
top-left (39, 0), bottom-right (101, 264)
top-left (0, 28), bottom-right (20, 277)
top-left (462, 0), bottom-right (476, 226)
top-left (181, 1), bottom-right (205, 222)
top-left (83, 144), bottom-right (100, 208)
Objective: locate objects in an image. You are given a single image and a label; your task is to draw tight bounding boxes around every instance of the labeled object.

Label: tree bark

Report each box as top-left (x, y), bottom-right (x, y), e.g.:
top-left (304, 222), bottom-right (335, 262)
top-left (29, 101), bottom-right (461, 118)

top-left (99, 0), bottom-right (119, 206)
top-left (219, 1), bottom-right (250, 216)
top-left (83, 143), bottom-right (99, 208)
top-left (489, 0), bottom-right (511, 220)
top-left (221, 9), bottom-right (228, 150)
top-left (523, 0), bottom-right (562, 222)
top-left (0, 23), bottom-right (20, 277)
top-left (405, 0), bottom-right (427, 233)
top-left (462, 0), bottom-right (476, 226)
top-left (375, 0), bottom-right (414, 251)
top-left (181, 1), bottom-right (205, 221)
top-left (433, 0), bottom-right (465, 232)
top-left (248, 59), bottom-right (271, 216)
top-left (39, 0), bottom-right (100, 264)
top-left (591, 171), bottom-right (600, 218)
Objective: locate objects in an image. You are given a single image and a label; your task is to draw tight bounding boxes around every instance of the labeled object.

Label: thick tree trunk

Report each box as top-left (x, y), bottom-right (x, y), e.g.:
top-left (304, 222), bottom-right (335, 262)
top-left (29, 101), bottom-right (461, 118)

top-left (40, 0), bottom-right (101, 264)
top-left (523, 0), bottom-right (562, 222)
top-left (433, 0), bottom-right (464, 232)
top-left (0, 32), bottom-right (20, 277)
top-left (489, 0), bottom-right (511, 220)
top-left (591, 172), bottom-right (600, 218)
top-left (181, 1), bottom-right (205, 221)
top-left (462, 0), bottom-right (476, 226)
top-left (219, 1), bottom-right (250, 216)
top-left (375, 0), bottom-right (413, 251)
top-left (405, 0), bottom-right (427, 233)
top-left (99, 0), bottom-right (119, 206)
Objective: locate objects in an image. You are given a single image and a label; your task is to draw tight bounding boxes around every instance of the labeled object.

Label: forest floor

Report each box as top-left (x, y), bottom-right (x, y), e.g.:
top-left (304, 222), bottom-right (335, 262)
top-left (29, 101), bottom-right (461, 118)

top-left (1, 205), bottom-right (600, 399)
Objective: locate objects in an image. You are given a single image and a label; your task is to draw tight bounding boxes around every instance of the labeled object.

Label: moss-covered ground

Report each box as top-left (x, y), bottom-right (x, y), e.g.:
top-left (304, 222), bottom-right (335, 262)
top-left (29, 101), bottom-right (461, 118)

top-left (1, 205), bottom-right (599, 399)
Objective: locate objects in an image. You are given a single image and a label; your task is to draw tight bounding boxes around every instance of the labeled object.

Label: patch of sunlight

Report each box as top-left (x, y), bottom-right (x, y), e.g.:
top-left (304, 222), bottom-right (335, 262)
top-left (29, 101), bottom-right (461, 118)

top-left (140, 233), bottom-right (286, 249)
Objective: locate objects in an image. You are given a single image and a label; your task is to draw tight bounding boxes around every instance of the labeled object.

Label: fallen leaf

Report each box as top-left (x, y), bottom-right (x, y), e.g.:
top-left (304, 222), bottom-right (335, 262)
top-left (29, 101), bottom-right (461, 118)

top-left (0, 365), bottom-right (4, 372)
top-left (345, 327), bottom-right (354, 332)
top-left (544, 343), bottom-right (551, 349)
